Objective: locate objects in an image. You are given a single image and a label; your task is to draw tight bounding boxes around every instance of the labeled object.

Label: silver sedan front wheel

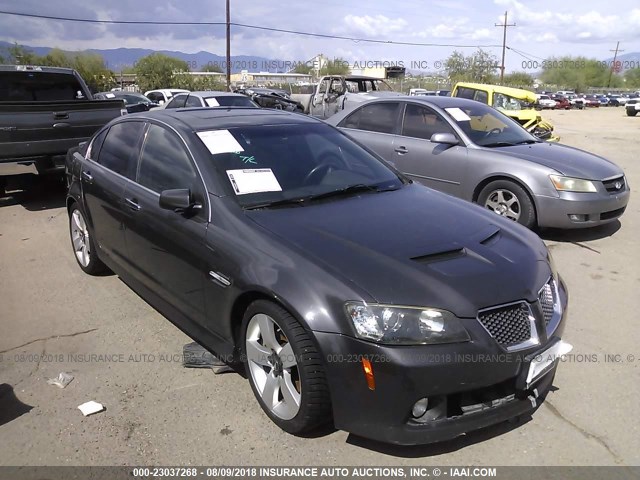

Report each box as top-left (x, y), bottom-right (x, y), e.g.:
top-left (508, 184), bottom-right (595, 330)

top-left (245, 313), bottom-right (301, 420)
top-left (484, 189), bottom-right (521, 222)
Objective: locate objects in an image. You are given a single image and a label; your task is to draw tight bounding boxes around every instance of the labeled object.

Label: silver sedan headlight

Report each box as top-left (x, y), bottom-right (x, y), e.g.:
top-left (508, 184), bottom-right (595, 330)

top-left (345, 302), bottom-right (470, 345)
top-left (550, 175), bottom-right (597, 193)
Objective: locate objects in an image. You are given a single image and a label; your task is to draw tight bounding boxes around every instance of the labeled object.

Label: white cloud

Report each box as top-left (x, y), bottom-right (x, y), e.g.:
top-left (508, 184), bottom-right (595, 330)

top-left (341, 14), bottom-right (408, 37)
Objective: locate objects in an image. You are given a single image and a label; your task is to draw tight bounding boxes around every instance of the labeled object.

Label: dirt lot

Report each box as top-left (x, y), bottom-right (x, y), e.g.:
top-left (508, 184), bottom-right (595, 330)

top-left (0, 107), bottom-right (638, 466)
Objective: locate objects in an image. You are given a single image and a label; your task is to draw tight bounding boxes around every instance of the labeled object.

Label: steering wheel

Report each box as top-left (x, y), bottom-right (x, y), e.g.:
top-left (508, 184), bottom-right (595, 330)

top-left (483, 128), bottom-right (502, 138)
top-left (303, 153), bottom-right (345, 185)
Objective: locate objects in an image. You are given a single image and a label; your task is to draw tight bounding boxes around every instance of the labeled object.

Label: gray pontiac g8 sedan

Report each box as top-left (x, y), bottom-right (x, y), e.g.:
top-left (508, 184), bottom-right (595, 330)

top-left (327, 96), bottom-right (629, 229)
top-left (67, 107), bottom-right (571, 445)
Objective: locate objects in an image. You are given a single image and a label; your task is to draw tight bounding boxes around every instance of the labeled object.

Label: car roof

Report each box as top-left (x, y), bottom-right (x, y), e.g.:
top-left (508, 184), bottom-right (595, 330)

top-left (0, 65), bottom-right (77, 74)
top-left (332, 95), bottom-right (494, 109)
top-left (123, 108), bottom-right (320, 132)
top-left (188, 91), bottom-right (248, 98)
top-left (145, 89), bottom-right (190, 94)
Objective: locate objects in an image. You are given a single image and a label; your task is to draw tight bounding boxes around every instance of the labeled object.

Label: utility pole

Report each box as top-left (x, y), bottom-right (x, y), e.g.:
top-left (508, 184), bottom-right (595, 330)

top-left (607, 41), bottom-right (623, 89)
top-left (495, 11), bottom-right (516, 84)
top-left (226, 0), bottom-right (231, 91)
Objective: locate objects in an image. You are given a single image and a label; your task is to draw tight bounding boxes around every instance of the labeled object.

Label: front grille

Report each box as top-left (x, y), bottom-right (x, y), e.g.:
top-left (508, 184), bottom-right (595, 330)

top-left (538, 279), bottom-right (556, 326)
top-left (603, 176), bottom-right (625, 194)
top-left (477, 303), bottom-right (532, 348)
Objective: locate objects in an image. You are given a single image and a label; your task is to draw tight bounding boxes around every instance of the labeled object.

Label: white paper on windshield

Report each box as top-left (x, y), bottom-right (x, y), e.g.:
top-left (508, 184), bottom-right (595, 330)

top-left (205, 97), bottom-right (220, 107)
top-left (226, 169), bottom-right (282, 195)
top-left (197, 129), bottom-right (244, 155)
top-left (445, 107), bottom-right (471, 122)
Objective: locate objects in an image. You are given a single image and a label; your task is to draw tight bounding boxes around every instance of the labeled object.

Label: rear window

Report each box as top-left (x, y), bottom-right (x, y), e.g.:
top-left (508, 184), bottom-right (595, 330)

top-left (0, 71), bottom-right (86, 101)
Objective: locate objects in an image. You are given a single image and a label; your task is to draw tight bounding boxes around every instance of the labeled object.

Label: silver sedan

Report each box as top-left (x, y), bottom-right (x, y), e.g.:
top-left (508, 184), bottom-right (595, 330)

top-left (326, 96), bottom-right (629, 229)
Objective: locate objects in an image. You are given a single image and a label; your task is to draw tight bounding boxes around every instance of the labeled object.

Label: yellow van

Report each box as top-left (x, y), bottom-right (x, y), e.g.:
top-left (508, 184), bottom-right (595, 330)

top-left (451, 82), bottom-right (559, 141)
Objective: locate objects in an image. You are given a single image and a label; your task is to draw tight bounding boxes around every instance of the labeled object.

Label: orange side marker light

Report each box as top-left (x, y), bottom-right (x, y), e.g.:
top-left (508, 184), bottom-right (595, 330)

top-left (362, 358), bottom-right (375, 391)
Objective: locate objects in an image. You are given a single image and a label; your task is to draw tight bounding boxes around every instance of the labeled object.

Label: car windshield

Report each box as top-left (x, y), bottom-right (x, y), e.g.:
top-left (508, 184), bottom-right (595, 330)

top-left (205, 96), bottom-right (257, 107)
top-left (196, 123), bottom-right (405, 208)
top-left (443, 103), bottom-right (539, 148)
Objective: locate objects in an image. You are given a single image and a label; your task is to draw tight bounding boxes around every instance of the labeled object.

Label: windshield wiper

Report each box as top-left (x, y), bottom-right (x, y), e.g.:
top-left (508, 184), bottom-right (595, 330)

top-left (244, 197), bottom-right (308, 210)
top-left (482, 141), bottom-right (516, 148)
top-left (244, 184), bottom-right (399, 210)
top-left (305, 183), bottom-right (398, 202)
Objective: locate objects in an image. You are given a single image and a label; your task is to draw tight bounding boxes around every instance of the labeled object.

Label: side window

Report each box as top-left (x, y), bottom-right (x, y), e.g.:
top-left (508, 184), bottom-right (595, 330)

top-left (317, 79), bottom-right (330, 94)
top-left (165, 94), bottom-right (187, 109)
top-left (146, 92), bottom-right (161, 103)
top-left (402, 104), bottom-right (455, 140)
top-left (138, 124), bottom-right (199, 194)
top-left (474, 90), bottom-right (488, 104)
top-left (97, 122), bottom-right (145, 179)
top-left (185, 95), bottom-right (202, 107)
top-left (87, 129), bottom-right (108, 161)
top-left (454, 87), bottom-right (476, 100)
top-left (339, 103), bottom-right (400, 134)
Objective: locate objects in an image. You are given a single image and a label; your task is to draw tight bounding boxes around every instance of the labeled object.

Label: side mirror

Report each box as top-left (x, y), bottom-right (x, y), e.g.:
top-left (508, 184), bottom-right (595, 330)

top-left (430, 132), bottom-right (459, 146)
top-left (159, 189), bottom-right (199, 213)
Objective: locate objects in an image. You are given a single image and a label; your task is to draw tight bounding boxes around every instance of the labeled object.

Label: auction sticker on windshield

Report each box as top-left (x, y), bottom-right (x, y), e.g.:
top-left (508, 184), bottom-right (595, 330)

top-left (226, 169), bottom-right (282, 195)
top-left (197, 129), bottom-right (243, 155)
top-left (445, 107), bottom-right (471, 122)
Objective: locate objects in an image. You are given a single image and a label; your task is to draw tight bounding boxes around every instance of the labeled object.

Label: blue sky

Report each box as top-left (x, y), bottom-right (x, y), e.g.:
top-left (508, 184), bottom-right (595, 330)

top-left (0, 0), bottom-right (639, 71)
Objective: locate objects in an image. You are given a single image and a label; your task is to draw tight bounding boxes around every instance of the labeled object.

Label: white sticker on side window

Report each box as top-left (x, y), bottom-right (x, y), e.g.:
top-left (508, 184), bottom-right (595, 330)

top-left (205, 97), bottom-right (220, 107)
top-left (226, 169), bottom-right (282, 195)
top-left (445, 107), bottom-right (471, 122)
top-left (197, 129), bottom-right (244, 155)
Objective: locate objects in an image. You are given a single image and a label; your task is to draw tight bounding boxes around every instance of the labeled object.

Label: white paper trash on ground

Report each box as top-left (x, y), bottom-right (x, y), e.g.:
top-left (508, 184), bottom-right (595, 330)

top-left (78, 401), bottom-right (105, 416)
top-left (47, 372), bottom-right (74, 389)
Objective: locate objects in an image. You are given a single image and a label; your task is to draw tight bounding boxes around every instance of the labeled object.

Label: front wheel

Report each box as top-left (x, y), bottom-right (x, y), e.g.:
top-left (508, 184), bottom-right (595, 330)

top-left (627, 110), bottom-right (638, 117)
top-left (241, 300), bottom-right (331, 434)
top-left (477, 180), bottom-right (536, 229)
top-left (69, 203), bottom-right (107, 275)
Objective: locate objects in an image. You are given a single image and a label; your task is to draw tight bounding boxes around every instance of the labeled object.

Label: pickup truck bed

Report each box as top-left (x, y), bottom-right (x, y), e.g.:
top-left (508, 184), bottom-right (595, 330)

top-left (0, 65), bottom-right (125, 193)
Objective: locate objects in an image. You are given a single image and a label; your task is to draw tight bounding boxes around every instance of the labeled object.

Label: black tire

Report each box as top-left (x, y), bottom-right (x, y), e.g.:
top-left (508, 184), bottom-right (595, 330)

top-left (68, 203), bottom-right (107, 275)
top-left (627, 110), bottom-right (637, 117)
top-left (477, 180), bottom-right (536, 229)
top-left (0, 177), bottom-right (6, 197)
top-left (241, 300), bottom-right (332, 434)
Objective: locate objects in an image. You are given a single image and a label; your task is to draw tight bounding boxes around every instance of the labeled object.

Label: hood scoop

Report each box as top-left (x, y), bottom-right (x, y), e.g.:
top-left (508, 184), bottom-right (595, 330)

top-left (411, 247), bottom-right (466, 264)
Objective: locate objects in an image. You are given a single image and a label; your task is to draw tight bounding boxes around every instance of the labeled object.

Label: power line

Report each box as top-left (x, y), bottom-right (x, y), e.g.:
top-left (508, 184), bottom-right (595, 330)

top-left (0, 9), bottom-right (502, 49)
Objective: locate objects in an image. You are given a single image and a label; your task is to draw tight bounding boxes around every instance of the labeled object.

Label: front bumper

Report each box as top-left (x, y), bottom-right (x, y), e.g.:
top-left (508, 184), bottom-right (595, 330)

top-left (314, 280), bottom-right (568, 445)
top-left (535, 188), bottom-right (630, 228)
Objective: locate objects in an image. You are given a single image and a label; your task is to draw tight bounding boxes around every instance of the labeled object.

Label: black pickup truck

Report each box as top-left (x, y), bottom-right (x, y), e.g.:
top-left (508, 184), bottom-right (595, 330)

top-left (0, 65), bottom-right (126, 195)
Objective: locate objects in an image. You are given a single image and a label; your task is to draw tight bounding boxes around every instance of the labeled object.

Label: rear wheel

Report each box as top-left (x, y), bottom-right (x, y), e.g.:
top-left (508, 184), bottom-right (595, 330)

top-left (627, 110), bottom-right (637, 117)
top-left (478, 180), bottom-right (536, 229)
top-left (241, 300), bottom-right (331, 434)
top-left (69, 203), bottom-right (107, 275)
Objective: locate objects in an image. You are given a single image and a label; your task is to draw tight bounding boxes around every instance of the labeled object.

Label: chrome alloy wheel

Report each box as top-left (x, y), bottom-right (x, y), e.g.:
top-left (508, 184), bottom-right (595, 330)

top-left (484, 189), bottom-right (521, 222)
top-left (245, 313), bottom-right (301, 420)
top-left (71, 209), bottom-right (91, 267)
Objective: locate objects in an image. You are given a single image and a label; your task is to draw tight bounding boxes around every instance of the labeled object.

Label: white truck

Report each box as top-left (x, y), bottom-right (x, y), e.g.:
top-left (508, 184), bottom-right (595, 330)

top-left (289, 75), bottom-right (400, 119)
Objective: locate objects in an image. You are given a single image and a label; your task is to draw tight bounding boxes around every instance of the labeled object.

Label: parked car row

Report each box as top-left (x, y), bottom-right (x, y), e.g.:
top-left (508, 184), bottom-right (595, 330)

top-left (538, 91), bottom-right (639, 109)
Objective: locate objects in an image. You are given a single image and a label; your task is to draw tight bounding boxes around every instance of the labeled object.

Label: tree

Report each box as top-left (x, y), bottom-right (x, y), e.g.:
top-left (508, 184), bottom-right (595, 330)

top-left (134, 53), bottom-right (190, 91)
top-left (73, 53), bottom-right (115, 92)
top-left (292, 63), bottom-right (313, 75)
top-left (201, 63), bottom-right (223, 73)
top-left (2, 43), bottom-right (39, 65)
top-left (319, 57), bottom-right (350, 76)
top-left (444, 49), bottom-right (498, 84)
top-left (624, 68), bottom-right (640, 89)
top-left (503, 71), bottom-right (534, 87)
top-left (540, 56), bottom-right (624, 90)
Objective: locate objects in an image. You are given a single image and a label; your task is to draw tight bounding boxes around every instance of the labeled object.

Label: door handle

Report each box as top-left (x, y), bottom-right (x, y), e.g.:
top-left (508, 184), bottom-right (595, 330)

top-left (81, 170), bottom-right (93, 182)
top-left (53, 112), bottom-right (69, 120)
top-left (394, 146), bottom-right (409, 154)
top-left (124, 198), bottom-right (141, 211)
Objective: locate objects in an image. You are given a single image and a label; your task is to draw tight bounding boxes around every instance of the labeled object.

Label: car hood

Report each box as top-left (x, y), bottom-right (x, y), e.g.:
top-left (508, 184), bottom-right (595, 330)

top-left (485, 142), bottom-right (623, 179)
top-left (246, 184), bottom-right (550, 318)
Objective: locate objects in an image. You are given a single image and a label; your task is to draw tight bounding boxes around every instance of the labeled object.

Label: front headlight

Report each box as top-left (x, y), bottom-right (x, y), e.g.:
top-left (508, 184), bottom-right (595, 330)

top-left (550, 175), bottom-right (597, 192)
top-left (345, 302), bottom-right (470, 345)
